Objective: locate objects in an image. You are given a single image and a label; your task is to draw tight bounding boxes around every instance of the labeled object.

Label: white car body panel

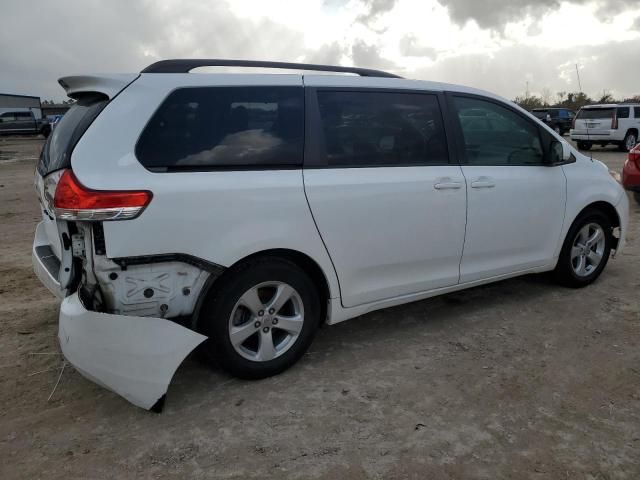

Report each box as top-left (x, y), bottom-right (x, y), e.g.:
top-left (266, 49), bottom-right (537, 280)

top-left (70, 73), bottom-right (341, 301)
top-left (557, 153), bottom-right (628, 258)
top-left (304, 166), bottom-right (466, 307)
top-left (59, 292), bottom-right (206, 410)
top-left (31, 70), bottom-right (630, 410)
top-left (459, 165), bottom-right (566, 283)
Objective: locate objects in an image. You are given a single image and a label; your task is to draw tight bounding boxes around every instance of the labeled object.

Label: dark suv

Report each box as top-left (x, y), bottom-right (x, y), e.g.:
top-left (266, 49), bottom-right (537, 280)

top-left (531, 108), bottom-right (575, 135)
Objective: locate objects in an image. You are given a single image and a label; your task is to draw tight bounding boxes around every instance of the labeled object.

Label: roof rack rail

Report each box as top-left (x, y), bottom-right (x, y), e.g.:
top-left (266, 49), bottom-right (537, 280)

top-left (140, 59), bottom-right (402, 78)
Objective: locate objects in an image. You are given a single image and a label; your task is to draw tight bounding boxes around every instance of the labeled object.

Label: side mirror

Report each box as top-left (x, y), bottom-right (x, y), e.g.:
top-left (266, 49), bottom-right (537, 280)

top-left (549, 140), bottom-right (571, 164)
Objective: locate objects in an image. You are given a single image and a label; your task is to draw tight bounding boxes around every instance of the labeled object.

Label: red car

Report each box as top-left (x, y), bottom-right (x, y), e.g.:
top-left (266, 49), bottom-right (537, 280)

top-left (623, 143), bottom-right (640, 204)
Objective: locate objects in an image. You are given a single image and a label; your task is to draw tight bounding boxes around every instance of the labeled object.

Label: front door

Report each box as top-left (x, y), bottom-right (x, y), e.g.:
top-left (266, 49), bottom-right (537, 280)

top-left (304, 89), bottom-right (467, 307)
top-left (448, 94), bottom-right (566, 283)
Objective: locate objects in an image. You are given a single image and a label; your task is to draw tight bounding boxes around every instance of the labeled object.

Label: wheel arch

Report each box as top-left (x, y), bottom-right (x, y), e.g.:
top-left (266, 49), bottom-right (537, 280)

top-left (567, 200), bottom-right (621, 250)
top-left (192, 248), bottom-right (332, 331)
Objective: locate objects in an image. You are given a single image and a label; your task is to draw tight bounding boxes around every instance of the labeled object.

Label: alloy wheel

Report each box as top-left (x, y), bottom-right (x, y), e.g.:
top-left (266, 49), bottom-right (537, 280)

top-left (228, 281), bottom-right (304, 362)
top-left (570, 223), bottom-right (606, 277)
top-left (625, 134), bottom-right (637, 151)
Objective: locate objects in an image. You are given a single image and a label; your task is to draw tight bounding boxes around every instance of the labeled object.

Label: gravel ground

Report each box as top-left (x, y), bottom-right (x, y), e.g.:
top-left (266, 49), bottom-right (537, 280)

top-left (0, 136), bottom-right (638, 479)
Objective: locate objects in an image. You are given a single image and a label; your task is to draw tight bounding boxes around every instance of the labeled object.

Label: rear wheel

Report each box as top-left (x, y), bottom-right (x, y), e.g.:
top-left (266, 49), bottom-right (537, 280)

top-left (554, 210), bottom-right (612, 288)
top-left (577, 141), bottom-right (592, 151)
top-left (199, 257), bottom-right (320, 379)
top-left (620, 131), bottom-right (637, 152)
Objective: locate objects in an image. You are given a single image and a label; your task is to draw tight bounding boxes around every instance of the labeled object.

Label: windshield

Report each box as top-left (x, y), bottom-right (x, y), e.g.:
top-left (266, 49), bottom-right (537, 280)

top-left (37, 94), bottom-right (108, 176)
top-left (576, 108), bottom-right (614, 120)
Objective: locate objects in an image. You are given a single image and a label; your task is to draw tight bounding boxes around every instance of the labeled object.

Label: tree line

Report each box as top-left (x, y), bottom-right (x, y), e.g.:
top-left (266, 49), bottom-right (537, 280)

top-left (514, 90), bottom-right (640, 111)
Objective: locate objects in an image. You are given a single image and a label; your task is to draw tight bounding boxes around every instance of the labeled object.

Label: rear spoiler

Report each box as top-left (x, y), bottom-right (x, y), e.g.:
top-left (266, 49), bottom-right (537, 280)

top-left (58, 74), bottom-right (140, 100)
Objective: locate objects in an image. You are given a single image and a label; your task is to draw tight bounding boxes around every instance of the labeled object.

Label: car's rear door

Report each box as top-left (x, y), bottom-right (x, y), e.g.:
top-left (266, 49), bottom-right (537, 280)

top-left (447, 93), bottom-right (566, 283)
top-left (303, 85), bottom-right (467, 307)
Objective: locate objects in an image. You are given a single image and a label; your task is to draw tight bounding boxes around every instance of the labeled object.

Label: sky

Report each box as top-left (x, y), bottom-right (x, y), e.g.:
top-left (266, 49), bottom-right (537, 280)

top-left (2, 0), bottom-right (640, 102)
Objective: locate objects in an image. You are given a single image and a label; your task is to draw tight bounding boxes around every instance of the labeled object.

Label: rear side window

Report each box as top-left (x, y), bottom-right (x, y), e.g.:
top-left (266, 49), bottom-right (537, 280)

top-left (316, 91), bottom-right (448, 167)
top-left (617, 107), bottom-right (630, 119)
top-left (577, 108), bottom-right (614, 120)
top-left (136, 87), bottom-right (304, 171)
top-left (38, 94), bottom-right (109, 176)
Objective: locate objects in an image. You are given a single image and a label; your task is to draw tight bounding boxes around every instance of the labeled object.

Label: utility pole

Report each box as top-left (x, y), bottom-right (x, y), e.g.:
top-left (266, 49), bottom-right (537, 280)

top-left (575, 64), bottom-right (583, 93)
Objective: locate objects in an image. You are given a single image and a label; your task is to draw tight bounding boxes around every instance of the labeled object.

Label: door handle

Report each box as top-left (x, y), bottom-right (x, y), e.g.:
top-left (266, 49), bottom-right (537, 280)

top-left (434, 181), bottom-right (462, 190)
top-left (471, 177), bottom-right (495, 189)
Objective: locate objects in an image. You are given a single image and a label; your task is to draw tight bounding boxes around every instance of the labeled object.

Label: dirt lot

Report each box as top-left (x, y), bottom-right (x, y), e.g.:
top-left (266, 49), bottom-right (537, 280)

top-left (0, 135), bottom-right (638, 479)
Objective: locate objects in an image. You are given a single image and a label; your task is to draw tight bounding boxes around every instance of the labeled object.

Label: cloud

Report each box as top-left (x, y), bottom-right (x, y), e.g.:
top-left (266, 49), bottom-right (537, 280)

top-left (351, 40), bottom-right (398, 69)
top-left (1, 0), bottom-right (639, 103)
top-left (411, 37), bottom-right (640, 100)
top-left (438, 0), bottom-right (635, 29)
top-left (356, 0), bottom-right (398, 25)
top-left (398, 35), bottom-right (437, 59)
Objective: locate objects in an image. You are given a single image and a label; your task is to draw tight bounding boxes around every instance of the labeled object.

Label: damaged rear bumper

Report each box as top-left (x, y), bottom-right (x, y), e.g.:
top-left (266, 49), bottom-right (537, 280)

top-left (58, 292), bottom-right (207, 411)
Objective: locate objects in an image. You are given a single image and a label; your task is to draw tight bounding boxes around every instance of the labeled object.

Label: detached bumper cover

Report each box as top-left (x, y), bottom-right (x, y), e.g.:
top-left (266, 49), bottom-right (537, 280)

top-left (58, 292), bottom-right (207, 410)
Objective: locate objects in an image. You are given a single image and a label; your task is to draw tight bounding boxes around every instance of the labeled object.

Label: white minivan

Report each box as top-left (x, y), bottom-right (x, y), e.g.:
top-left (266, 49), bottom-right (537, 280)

top-left (33, 60), bottom-right (629, 410)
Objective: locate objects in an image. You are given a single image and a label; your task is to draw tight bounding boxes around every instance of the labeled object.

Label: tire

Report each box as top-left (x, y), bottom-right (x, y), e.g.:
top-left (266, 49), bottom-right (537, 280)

top-left (198, 256), bottom-right (321, 379)
top-left (41, 126), bottom-right (51, 138)
top-left (577, 141), bottom-right (592, 151)
top-left (620, 131), bottom-right (638, 152)
top-left (554, 209), bottom-right (612, 288)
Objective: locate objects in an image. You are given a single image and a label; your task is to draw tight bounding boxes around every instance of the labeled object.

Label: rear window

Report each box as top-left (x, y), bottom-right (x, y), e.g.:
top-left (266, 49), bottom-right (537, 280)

top-left (38, 94), bottom-right (108, 176)
top-left (136, 86), bottom-right (304, 171)
top-left (576, 108), bottom-right (614, 120)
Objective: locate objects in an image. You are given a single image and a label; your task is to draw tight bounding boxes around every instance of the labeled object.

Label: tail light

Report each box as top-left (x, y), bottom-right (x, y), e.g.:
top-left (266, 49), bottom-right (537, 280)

top-left (53, 169), bottom-right (152, 221)
top-left (611, 111), bottom-right (618, 129)
top-left (630, 144), bottom-right (640, 169)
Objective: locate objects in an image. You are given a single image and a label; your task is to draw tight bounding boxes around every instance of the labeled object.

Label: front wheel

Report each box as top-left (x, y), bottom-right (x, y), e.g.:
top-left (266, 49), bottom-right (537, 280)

top-left (577, 141), bottom-right (592, 151)
top-left (199, 257), bottom-right (320, 379)
top-left (554, 210), bottom-right (612, 288)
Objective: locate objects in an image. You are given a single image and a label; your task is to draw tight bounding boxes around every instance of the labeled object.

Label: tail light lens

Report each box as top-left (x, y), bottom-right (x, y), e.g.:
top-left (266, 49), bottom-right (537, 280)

top-left (53, 169), bottom-right (152, 221)
top-left (630, 145), bottom-right (640, 169)
top-left (611, 111), bottom-right (618, 129)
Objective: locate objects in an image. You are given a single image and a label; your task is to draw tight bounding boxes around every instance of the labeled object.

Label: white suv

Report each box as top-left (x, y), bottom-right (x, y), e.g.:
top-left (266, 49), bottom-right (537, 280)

top-left (571, 103), bottom-right (640, 152)
top-left (33, 60), bottom-right (629, 411)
